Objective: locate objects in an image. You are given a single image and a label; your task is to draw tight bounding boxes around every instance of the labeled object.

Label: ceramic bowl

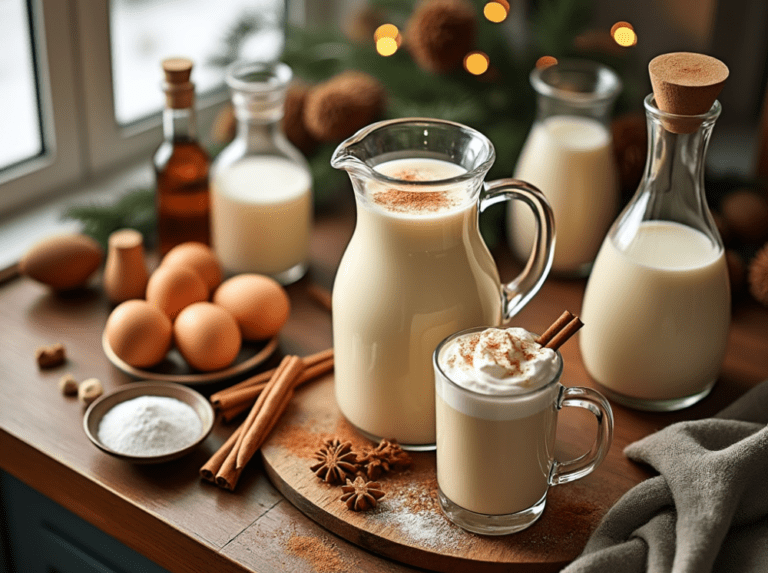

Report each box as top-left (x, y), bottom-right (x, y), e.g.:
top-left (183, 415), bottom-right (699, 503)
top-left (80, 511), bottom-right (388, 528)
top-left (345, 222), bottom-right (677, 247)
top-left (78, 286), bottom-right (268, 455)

top-left (83, 381), bottom-right (215, 464)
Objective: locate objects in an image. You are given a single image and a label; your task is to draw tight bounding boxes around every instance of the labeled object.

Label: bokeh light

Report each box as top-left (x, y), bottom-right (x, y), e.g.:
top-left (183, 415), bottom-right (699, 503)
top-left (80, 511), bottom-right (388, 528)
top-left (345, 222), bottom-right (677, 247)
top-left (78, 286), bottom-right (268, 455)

top-left (464, 51), bottom-right (490, 75)
top-left (535, 56), bottom-right (558, 69)
top-left (376, 36), bottom-right (399, 57)
top-left (374, 23), bottom-right (401, 56)
top-left (611, 21), bottom-right (637, 47)
top-left (374, 24), bottom-right (399, 42)
top-left (483, 1), bottom-right (509, 23)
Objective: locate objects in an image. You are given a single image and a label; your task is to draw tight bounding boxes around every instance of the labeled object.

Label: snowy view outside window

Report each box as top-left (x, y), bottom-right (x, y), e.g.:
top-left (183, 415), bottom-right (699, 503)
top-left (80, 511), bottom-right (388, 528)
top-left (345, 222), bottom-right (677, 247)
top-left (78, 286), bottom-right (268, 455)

top-left (111, 0), bottom-right (284, 125)
top-left (110, 0), bottom-right (284, 125)
top-left (0, 0), bottom-right (43, 171)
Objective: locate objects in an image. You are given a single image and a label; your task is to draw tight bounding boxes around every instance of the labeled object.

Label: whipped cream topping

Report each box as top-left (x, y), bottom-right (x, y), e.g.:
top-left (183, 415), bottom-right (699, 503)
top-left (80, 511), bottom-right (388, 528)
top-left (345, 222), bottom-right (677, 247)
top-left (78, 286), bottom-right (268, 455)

top-left (439, 327), bottom-right (559, 395)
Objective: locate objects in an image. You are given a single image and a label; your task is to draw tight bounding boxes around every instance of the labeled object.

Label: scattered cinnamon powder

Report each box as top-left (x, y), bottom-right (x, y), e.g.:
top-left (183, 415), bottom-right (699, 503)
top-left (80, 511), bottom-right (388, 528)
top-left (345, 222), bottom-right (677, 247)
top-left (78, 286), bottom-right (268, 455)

top-left (285, 533), bottom-right (349, 573)
top-left (372, 189), bottom-right (452, 213)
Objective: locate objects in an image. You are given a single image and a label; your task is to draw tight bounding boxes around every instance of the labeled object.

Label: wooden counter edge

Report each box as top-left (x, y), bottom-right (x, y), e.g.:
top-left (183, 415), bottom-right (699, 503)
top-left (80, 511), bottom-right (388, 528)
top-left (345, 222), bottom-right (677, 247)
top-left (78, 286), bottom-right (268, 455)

top-left (0, 428), bottom-right (256, 573)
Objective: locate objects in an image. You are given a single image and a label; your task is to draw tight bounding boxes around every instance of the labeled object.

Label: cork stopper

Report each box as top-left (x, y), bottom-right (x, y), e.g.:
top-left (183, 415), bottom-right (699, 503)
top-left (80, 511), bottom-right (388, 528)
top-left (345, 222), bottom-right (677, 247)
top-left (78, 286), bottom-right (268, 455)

top-left (162, 57), bottom-right (195, 109)
top-left (649, 52), bottom-right (728, 134)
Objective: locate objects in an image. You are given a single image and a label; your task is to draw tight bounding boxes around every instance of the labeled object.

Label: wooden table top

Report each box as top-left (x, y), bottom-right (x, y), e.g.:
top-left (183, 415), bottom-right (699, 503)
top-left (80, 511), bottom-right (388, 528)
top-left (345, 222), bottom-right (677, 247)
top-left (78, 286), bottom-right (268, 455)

top-left (2, 201), bottom-right (767, 573)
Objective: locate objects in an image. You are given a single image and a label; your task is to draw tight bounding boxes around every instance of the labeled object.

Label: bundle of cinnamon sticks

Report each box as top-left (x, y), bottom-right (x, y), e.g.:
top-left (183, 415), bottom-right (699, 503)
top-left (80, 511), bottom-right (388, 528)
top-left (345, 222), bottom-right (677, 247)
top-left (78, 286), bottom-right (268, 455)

top-left (535, 310), bottom-right (583, 350)
top-left (201, 349), bottom-right (334, 491)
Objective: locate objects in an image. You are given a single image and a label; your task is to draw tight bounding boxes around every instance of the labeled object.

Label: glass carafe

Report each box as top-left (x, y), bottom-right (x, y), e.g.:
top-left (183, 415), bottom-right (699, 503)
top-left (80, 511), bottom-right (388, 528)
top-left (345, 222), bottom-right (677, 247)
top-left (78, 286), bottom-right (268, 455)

top-left (580, 95), bottom-right (730, 411)
top-left (210, 61), bottom-right (312, 285)
top-left (331, 118), bottom-right (555, 449)
top-left (508, 60), bottom-right (621, 277)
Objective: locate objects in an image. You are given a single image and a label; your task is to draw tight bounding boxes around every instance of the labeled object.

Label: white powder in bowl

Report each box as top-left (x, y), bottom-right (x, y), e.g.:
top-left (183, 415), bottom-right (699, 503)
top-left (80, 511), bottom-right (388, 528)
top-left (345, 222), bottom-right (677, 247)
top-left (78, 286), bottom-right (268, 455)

top-left (97, 395), bottom-right (203, 457)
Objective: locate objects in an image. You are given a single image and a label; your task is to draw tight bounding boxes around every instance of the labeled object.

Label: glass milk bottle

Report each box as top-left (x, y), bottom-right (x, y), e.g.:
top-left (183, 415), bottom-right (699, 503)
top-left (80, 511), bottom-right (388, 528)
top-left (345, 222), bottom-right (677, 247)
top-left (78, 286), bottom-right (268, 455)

top-left (211, 61), bottom-right (312, 285)
top-left (508, 60), bottom-right (621, 276)
top-left (580, 53), bottom-right (730, 411)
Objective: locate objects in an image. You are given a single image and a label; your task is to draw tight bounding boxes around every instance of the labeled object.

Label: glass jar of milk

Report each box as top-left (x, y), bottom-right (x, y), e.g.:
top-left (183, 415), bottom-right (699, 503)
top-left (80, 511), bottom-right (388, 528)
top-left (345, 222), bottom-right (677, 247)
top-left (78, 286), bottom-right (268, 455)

top-left (211, 61), bottom-right (312, 285)
top-left (508, 60), bottom-right (621, 277)
top-left (580, 94), bottom-right (730, 411)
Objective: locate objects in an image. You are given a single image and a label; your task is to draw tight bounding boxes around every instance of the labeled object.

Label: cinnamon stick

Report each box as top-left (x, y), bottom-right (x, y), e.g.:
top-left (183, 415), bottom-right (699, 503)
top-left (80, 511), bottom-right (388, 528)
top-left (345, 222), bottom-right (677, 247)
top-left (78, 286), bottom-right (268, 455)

top-left (214, 356), bottom-right (334, 412)
top-left (236, 356), bottom-right (304, 469)
top-left (536, 310), bottom-right (575, 346)
top-left (210, 348), bottom-right (333, 407)
top-left (307, 283), bottom-right (333, 312)
top-left (545, 316), bottom-right (584, 351)
top-left (215, 358), bottom-right (292, 489)
top-left (200, 425), bottom-right (242, 482)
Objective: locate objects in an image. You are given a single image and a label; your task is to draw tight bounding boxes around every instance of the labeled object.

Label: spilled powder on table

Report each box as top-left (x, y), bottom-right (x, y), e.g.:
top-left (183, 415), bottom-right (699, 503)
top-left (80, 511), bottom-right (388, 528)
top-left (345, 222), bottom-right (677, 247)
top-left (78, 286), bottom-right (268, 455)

top-left (284, 532), bottom-right (350, 573)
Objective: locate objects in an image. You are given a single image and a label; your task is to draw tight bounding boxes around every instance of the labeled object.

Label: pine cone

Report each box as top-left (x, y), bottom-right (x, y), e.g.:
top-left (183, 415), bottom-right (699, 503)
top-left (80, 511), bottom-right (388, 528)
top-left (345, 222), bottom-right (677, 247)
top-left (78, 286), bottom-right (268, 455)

top-left (303, 71), bottom-right (386, 142)
top-left (406, 0), bottom-right (476, 74)
top-left (283, 82), bottom-right (318, 155)
top-left (748, 243), bottom-right (768, 305)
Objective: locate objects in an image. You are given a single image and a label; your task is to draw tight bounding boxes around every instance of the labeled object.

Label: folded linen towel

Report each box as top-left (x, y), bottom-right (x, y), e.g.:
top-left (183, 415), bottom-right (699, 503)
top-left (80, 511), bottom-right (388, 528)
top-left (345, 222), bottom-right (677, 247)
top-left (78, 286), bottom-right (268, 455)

top-left (562, 380), bottom-right (768, 573)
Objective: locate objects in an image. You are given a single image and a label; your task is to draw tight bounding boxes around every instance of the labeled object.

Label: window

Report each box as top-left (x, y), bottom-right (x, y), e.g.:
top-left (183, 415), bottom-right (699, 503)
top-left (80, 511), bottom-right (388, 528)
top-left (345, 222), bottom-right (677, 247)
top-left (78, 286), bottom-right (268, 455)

top-left (0, 0), bottom-right (282, 215)
top-left (0, 0), bottom-right (43, 170)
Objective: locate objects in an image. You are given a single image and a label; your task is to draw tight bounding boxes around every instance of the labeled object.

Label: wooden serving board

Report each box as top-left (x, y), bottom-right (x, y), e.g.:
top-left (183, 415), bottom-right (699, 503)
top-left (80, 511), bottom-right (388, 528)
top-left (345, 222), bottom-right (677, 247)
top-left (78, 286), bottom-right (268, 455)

top-left (261, 374), bottom-right (626, 572)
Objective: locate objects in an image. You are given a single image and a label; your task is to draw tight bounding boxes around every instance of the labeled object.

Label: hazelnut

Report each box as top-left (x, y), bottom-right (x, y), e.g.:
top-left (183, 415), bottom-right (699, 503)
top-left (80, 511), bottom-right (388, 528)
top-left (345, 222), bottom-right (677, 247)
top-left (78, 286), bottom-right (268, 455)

top-left (59, 373), bottom-right (79, 396)
top-left (36, 343), bottom-right (66, 369)
top-left (78, 378), bottom-right (103, 406)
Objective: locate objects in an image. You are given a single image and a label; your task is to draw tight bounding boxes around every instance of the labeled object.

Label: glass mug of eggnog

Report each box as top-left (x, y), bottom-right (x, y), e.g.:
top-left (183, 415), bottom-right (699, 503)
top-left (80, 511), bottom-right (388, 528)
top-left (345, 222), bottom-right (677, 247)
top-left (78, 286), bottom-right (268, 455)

top-left (434, 326), bottom-right (613, 534)
top-left (331, 118), bottom-right (555, 450)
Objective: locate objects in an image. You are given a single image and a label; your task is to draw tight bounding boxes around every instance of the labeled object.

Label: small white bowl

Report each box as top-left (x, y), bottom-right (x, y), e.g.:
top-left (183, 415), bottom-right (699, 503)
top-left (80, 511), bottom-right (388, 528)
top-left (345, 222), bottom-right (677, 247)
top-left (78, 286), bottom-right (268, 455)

top-left (83, 381), bottom-right (215, 464)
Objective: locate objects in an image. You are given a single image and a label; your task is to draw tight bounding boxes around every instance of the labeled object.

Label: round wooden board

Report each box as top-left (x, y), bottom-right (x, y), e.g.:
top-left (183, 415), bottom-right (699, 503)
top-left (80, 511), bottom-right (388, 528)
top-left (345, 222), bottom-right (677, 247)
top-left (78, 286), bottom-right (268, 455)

top-left (261, 375), bottom-right (618, 572)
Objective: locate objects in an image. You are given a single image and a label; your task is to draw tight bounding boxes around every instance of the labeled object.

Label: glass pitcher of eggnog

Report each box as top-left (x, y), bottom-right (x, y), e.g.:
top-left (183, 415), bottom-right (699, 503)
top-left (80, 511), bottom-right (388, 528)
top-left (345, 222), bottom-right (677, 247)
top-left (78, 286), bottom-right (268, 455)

top-left (331, 118), bottom-right (555, 449)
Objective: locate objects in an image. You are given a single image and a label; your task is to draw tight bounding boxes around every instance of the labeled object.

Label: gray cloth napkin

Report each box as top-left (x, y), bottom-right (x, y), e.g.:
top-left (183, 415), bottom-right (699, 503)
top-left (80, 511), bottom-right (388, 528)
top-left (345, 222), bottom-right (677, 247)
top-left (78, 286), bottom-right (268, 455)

top-left (562, 380), bottom-right (768, 573)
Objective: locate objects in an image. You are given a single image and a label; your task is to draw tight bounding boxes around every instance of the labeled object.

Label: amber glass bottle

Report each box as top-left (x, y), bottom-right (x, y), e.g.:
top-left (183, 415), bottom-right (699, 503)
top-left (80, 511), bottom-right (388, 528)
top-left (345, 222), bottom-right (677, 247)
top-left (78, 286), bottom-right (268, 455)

top-left (154, 58), bottom-right (210, 256)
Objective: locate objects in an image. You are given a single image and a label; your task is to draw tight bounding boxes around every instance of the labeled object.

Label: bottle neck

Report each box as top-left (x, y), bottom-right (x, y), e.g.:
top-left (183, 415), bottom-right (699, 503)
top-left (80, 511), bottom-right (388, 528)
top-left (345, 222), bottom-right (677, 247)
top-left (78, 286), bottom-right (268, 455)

top-left (234, 113), bottom-right (284, 152)
top-left (163, 107), bottom-right (197, 141)
top-left (614, 101), bottom-right (722, 249)
top-left (535, 93), bottom-right (613, 125)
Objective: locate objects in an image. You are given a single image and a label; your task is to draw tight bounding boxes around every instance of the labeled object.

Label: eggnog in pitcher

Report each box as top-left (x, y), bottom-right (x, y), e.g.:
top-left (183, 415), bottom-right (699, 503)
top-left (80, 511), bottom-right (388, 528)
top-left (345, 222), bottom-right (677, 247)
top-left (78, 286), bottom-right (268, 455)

top-left (332, 158), bottom-right (502, 446)
top-left (580, 221), bottom-right (730, 402)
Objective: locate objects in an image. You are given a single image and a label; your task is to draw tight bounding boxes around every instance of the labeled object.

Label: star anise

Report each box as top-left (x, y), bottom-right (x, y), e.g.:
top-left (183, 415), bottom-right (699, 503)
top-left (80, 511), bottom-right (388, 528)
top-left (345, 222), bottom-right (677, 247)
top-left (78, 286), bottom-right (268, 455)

top-left (340, 476), bottom-right (385, 511)
top-left (310, 438), bottom-right (359, 484)
top-left (357, 439), bottom-right (412, 480)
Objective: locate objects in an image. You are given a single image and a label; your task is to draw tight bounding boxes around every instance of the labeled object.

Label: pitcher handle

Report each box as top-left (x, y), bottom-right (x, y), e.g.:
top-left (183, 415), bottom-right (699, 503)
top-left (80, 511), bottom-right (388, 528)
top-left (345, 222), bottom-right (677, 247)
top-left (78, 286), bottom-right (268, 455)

top-left (480, 179), bottom-right (555, 321)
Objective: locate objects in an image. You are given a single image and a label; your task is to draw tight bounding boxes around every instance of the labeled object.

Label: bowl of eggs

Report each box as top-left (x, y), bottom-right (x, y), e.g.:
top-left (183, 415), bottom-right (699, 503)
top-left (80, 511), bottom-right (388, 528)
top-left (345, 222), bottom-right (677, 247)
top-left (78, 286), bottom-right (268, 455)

top-left (102, 242), bottom-right (289, 385)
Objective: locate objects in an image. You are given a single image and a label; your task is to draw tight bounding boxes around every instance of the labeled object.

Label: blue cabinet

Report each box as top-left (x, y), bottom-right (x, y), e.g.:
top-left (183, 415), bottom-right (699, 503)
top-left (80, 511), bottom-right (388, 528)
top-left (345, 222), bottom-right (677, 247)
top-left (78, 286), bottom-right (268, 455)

top-left (0, 471), bottom-right (169, 573)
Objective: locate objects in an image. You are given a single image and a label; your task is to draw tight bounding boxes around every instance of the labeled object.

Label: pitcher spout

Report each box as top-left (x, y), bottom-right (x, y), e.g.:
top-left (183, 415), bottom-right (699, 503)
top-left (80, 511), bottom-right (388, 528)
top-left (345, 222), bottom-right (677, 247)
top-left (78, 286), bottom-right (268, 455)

top-left (331, 124), bottom-right (380, 177)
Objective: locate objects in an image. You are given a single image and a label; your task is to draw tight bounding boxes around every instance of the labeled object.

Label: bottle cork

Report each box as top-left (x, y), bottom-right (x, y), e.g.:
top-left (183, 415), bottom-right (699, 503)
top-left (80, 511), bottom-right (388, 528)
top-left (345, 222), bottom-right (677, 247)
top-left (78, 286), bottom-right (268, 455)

top-left (649, 52), bottom-right (728, 134)
top-left (162, 57), bottom-right (195, 109)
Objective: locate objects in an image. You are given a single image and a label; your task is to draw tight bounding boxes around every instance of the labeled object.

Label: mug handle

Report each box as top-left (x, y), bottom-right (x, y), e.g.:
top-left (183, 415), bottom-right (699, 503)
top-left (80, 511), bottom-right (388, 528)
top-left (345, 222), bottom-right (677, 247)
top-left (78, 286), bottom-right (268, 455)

top-left (550, 386), bottom-right (614, 486)
top-left (480, 179), bottom-right (555, 320)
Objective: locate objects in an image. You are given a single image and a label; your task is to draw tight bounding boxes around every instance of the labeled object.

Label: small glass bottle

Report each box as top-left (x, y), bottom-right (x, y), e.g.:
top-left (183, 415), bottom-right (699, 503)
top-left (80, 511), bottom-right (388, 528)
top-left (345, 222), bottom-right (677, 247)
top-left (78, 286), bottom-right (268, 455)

top-left (210, 61), bottom-right (312, 285)
top-left (508, 60), bottom-right (621, 277)
top-left (580, 53), bottom-right (730, 411)
top-left (154, 58), bottom-right (210, 256)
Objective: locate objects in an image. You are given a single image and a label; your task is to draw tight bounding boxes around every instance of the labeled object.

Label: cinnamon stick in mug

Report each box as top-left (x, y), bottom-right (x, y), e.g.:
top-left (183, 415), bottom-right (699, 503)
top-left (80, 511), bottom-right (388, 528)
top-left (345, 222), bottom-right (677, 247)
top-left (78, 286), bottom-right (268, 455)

top-left (536, 310), bottom-right (575, 347)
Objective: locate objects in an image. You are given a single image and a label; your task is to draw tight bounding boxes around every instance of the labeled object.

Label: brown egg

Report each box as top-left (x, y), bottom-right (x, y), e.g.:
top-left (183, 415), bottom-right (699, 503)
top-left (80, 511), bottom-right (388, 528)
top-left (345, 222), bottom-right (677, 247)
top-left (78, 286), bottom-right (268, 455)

top-left (161, 242), bottom-right (222, 292)
top-left (213, 274), bottom-right (290, 340)
top-left (20, 234), bottom-right (103, 290)
top-left (105, 300), bottom-right (172, 367)
top-left (174, 302), bottom-right (241, 371)
top-left (146, 265), bottom-right (208, 321)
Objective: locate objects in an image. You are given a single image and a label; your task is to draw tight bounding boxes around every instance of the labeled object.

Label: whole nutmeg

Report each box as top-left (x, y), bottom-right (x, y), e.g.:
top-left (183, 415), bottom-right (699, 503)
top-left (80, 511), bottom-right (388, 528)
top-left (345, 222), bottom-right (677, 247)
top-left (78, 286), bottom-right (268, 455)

top-left (283, 82), bottom-right (319, 155)
top-left (405, 0), bottom-right (477, 73)
top-left (303, 71), bottom-right (386, 142)
top-left (720, 190), bottom-right (768, 244)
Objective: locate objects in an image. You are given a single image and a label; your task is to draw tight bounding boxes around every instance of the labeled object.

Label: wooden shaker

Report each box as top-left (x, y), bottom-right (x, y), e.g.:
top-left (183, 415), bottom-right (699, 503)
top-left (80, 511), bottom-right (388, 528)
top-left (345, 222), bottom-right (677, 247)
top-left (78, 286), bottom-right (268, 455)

top-left (103, 229), bottom-right (149, 304)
